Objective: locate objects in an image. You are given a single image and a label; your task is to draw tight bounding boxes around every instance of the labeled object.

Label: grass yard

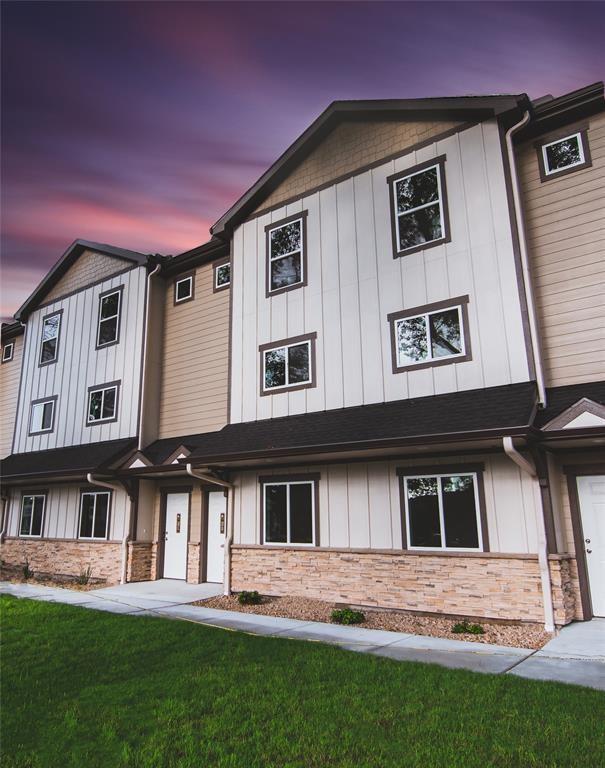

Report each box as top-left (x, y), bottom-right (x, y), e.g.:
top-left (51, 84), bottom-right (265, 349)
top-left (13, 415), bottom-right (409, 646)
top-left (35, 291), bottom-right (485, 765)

top-left (1, 596), bottom-right (604, 768)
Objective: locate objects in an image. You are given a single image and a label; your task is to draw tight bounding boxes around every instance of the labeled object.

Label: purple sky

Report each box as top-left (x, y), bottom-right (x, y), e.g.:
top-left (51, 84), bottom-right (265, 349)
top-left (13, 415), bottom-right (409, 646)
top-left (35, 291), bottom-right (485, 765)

top-left (1, 1), bottom-right (603, 319)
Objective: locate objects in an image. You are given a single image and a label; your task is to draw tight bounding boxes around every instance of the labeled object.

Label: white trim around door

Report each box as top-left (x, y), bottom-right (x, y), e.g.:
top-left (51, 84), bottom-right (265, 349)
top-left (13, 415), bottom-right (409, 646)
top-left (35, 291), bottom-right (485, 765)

top-left (577, 475), bottom-right (605, 617)
top-left (163, 492), bottom-right (190, 580)
top-left (206, 492), bottom-right (226, 583)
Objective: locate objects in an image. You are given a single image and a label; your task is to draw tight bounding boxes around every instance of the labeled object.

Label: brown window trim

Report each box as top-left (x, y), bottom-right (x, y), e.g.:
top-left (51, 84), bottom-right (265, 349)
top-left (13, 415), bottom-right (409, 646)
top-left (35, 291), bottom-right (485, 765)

top-left (397, 463), bottom-right (489, 552)
top-left (173, 271), bottom-right (196, 305)
top-left (265, 210), bottom-right (308, 298)
top-left (534, 124), bottom-right (592, 183)
top-left (28, 395), bottom-right (58, 437)
top-left (2, 342), bottom-right (14, 363)
top-left (85, 379), bottom-right (121, 427)
top-left (258, 472), bottom-right (320, 546)
top-left (95, 284), bottom-right (125, 350)
top-left (259, 332), bottom-right (317, 397)
top-left (387, 295), bottom-right (471, 374)
top-left (18, 489), bottom-right (48, 538)
top-left (213, 259), bottom-right (231, 293)
top-left (387, 155), bottom-right (451, 259)
top-left (77, 487), bottom-right (113, 541)
top-left (38, 308), bottom-right (63, 368)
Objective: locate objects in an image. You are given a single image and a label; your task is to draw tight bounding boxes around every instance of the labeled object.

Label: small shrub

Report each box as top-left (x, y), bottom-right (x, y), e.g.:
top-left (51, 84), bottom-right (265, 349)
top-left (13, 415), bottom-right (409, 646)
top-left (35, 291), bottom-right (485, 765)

top-left (452, 620), bottom-right (485, 635)
top-left (75, 565), bottom-right (93, 585)
top-left (22, 558), bottom-right (34, 581)
top-left (238, 590), bottom-right (262, 605)
top-left (331, 608), bottom-right (365, 625)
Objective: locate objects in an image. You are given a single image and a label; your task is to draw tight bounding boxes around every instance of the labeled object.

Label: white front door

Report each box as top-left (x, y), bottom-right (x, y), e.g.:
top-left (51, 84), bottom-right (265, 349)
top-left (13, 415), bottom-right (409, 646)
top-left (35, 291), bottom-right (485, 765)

top-left (206, 492), bottom-right (226, 583)
top-left (577, 475), bottom-right (605, 617)
top-left (163, 492), bottom-right (189, 580)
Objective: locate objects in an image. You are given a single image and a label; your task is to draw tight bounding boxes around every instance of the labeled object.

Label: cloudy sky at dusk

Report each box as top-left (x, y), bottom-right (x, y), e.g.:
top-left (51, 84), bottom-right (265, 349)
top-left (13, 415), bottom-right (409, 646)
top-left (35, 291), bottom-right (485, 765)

top-left (1, 1), bottom-right (603, 318)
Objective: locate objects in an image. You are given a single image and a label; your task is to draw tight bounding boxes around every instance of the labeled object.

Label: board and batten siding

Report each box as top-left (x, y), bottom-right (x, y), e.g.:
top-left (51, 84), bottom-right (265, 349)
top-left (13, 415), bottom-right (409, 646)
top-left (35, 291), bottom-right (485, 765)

top-left (230, 119), bottom-right (530, 423)
top-left (0, 334), bottom-right (23, 458)
top-left (518, 111), bottom-right (605, 387)
top-left (5, 483), bottom-right (130, 541)
top-left (158, 262), bottom-right (229, 438)
top-left (233, 454), bottom-right (541, 554)
top-left (12, 266), bottom-right (147, 453)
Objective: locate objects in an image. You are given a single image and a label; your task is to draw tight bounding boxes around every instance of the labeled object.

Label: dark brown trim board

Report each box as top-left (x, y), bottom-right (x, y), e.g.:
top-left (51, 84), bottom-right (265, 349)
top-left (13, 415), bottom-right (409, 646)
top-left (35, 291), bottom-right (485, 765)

top-left (85, 380), bottom-right (121, 427)
top-left (387, 295), bottom-right (471, 374)
top-left (387, 155), bottom-right (451, 259)
top-left (95, 284), bottom-right (125, 350)
top-left (37, 264), bottom-right (140, 313)
top-left (259, 331), bottom-right (317, 397)
top-left (258, 473), bottom-right (321, 546)
top-left (265, 211), bottom-right (308, 298)
top-left (396, 463), bottom-right (489, 552)
top-left (534, 125), bottom-right (592, 183)
top-left (173, 270), bottom-right (196, 306)
top-left (76, 486), bottom-right (113, 541)
top-left (27, 395), bottom-right (58, 437)
top-left (212, 258), bottom-right (231, 293)
top-left (38, 308), bottom-right (64, 368)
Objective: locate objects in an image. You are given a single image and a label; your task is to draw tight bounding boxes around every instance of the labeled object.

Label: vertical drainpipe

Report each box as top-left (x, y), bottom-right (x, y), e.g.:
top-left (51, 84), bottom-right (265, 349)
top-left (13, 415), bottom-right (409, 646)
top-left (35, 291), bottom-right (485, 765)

top-left (86, 474), bottom-right (132, 584)
top-left (138, 262), bottom-right (162, 451)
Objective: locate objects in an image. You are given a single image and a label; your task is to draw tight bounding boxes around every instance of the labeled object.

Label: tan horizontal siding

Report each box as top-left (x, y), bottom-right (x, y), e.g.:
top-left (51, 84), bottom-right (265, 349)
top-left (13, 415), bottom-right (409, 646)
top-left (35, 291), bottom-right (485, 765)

top-left (517, 111), bottom-right (605, 388)
top-left (158, 261), bottom-right (230, 438)
top-left (0, 335), bottom-right (23, 457)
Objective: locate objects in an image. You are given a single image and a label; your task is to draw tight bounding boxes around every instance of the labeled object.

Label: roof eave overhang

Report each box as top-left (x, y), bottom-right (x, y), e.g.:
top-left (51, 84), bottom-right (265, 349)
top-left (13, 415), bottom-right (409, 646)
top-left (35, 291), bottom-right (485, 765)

top-left (517, 81), bottom-right (604, 142)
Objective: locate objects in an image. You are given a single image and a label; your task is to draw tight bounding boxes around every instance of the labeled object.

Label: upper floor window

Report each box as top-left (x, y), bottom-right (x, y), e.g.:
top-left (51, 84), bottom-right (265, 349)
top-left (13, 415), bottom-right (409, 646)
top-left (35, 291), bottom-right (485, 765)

top-left (388, 156), bottom-right (449, 257)
top-left (387, 296), bottom-right (471, 373)
top-left (265, 212), bottom-right (308, 296)
top-left (261, 476), bottom-right (318, 546)
top-left (39, 311), bottom-right (62, 365)
top-left (538, 129), bottom-right (591, 181)
top-left (2, 342), bottom-right (14, 363)
top-left (214, 261), bottom-right (231, 292)
top-left (29, 396), bottom-right (57, 435)
top-left (400, 469), bottom-right (485, 551)
top-left (20, 493), bottom-right (46, 537)
top-left (87, 381), bottom-right (119, 425)
top-left (174, 273), bottom-right (194, 304)
top-left (260, 333), bottom-right (316, 395)
top-left (79, 490), bottom-right (111, 540)
top-left (96, 287), bottom-right (123, 348)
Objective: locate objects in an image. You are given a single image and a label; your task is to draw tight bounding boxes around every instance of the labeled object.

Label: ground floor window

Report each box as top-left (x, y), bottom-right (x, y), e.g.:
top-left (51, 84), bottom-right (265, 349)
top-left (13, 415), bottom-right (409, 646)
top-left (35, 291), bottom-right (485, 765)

top-left (19, 494), bottom-right (46, 537)
top-left (79, 491), bottom-right (111, 540)
top-left (401, 471), bottom-right (483, 551)
top-left (261, 476), bottom-right (318, 545)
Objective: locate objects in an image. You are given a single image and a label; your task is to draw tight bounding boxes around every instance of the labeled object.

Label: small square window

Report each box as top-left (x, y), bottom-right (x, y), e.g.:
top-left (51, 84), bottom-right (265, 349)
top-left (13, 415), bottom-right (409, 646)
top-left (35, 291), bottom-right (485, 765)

top-left (261, 478), bottom-right (317, 546)
top-left (29, 397), bottom-right (56, 435)
top-left (174, 274), bottom-right (194, 304)
top-left (214, 262), bottom-right (230, 291)
top-left (20, 494), bottom-right (46, 537)
top-left (96, 288), bottom-right (123, 348)
top-left (2, 342), bottom-right (14, 362)
top-left (39, 312), bottom-right (62, 365)
top-left (265, 213), bottom-right (307, 296)
top-left (87, 383), bottom-right (119, 424)
top-left (260, 334), bottom-right (316, 394)
top-left (536, 129), bottom-right (592, 181)
top-left (79, 491), bottom-right (110, 539)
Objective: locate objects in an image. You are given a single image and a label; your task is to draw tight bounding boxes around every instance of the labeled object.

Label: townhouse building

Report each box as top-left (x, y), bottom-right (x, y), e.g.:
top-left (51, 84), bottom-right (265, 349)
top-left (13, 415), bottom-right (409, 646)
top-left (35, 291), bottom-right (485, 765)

top-left (1, 82), bottom-right (603, 630)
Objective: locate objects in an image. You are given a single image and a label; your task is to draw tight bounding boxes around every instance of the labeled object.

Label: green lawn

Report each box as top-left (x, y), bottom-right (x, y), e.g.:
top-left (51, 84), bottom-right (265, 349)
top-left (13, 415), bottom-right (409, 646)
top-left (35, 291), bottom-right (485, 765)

top-left (1, 596), bottom-right (604, 768)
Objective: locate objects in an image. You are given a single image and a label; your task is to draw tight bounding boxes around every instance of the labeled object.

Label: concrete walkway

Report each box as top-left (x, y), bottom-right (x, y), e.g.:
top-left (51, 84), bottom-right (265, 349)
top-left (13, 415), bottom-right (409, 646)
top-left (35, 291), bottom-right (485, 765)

top-left (2, 580), bottom-right (603, 690)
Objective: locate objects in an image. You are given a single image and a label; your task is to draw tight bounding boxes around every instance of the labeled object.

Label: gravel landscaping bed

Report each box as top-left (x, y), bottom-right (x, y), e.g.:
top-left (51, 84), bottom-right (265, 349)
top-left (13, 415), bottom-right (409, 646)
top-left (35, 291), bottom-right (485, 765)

top-left (197, 594), bottom-right (552, 649)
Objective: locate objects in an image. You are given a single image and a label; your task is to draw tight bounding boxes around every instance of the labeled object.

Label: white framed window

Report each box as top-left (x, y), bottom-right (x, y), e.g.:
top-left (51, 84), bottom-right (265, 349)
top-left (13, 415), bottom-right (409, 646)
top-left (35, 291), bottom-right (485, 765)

top-left (542, 132), bottom-right (585, 175)
top-left (261, 334), bottom-right (315, 394)
top-left (79, 491), bottom-right (111, 540)
top-left (174, 275), bottom-right (194, 304)
top-left (265, 213), bottom-right (307, 295)
top-left (97, 288), bottom-right (122, 347)
top-left (214, 262), bottom-right (231, 291)
top-left (20, 494), bottom-right (46, 537)
top-left (388, 157), bottom-right (449, 256)
top-left (2, 342), bottom-right (14, 362)
top-left (402, 472), bottom-right (483, 551)
top-left (29, 397), bottom-right (56, 435)
top-left (87, 382), bottom-right (119, 424)
top-left (388, 296), bottom-right (470, 372)
top-left (262, 478), bottom-right (317, 545)
top-left (39, 311), bottom-right (61, 365)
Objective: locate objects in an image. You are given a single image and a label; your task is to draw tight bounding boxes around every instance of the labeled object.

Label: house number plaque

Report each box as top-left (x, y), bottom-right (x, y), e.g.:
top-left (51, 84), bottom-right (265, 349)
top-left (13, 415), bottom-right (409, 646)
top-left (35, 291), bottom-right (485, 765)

top-left (176, 513), bottom-right (181, 533)
top-left (220, 513), bottom-right (225, 534)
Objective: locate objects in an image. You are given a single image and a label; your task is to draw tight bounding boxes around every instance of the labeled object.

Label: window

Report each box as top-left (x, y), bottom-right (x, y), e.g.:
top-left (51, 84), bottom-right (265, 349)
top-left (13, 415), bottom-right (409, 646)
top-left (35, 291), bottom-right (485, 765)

top-left (20, 494), bottom-right (46, 537)
top-left (29, 397), bottom-right (56, 435)
top-left (174, 273), bottom-right (194, 304)
top-left (87, 382), bottom-right (119, 424)
top-left (260, 333), bottom-right (316, 394)
top-left (265, 212), bottom-right (307, 296)
top-left (96, 287), bottom-right (122, 347)
top-left (388, 156), bottom-right (449, 257)
top-left (79, 491), bottom-right (110, 539)
top-left (2, 342), bottom-right (14, 362)
top-left (214, 261), bottom-right (231, 292)
top-left (401, 470), bottom-right (484, 551)
top-left (388, 296), bottom-right (471, 373)
top-left (538, 129), bottom-right (591, 180)
top-left (261, 476), bottom-right (318, 545)
top-left (39, 311), bottom-right (61, 365)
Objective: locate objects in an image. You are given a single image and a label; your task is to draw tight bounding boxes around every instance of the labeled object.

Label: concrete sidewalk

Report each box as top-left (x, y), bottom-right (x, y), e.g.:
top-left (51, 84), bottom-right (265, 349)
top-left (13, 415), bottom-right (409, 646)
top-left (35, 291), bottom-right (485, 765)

top-left (2, 581), bottom-right (603, 690)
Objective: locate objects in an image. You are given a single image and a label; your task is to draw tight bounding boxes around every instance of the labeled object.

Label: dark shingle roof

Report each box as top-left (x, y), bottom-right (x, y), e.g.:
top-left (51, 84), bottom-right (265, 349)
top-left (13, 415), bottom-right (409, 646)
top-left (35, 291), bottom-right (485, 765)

top-left (534, 382), bottom-right (605, 428)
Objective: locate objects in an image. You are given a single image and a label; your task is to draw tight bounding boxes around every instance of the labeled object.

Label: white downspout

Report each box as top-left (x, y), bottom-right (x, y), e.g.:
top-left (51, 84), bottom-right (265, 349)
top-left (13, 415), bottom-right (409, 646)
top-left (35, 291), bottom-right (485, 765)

top-left (186, 464), bottom-right (235, 595)
top-left (138, 263), bottom-right (162, 451)
top-left (502, 437), bottom-right (555, 632)
top-left (87, 473), bottom-right (132, 585)
top-left (505, 111), bottom-right (547, 407)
